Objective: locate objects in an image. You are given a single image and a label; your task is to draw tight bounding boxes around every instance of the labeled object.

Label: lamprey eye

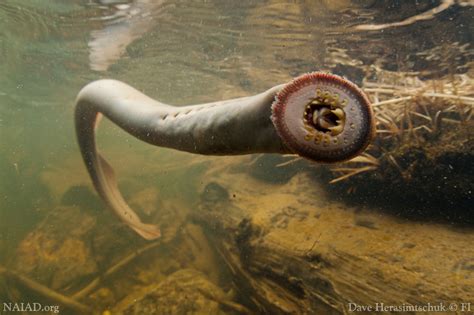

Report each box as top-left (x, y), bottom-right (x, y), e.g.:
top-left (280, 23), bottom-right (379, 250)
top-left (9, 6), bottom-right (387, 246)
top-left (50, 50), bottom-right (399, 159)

top-left (271, 72), bottom-right (374, 163)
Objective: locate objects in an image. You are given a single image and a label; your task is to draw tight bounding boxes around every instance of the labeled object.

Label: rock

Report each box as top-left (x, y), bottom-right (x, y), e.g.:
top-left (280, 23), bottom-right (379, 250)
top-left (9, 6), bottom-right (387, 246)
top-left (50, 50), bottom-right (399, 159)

top-left (200, 182), bottom-right (230, 203)
top-left (246, 154), bottom-right (303, 184)
top-left (60, 185), bottom-right (102, 212)
top-left (12, 205), bottom-right (144, 292)
top-left (128, 187), bottom-right (189, 243)
top-left (88, 287), bottom-right (115, 310)
top-left (114, 269), bottom-right (245, 315)
top-left (14, 206), bottom-right (98, 290)
top-left (128, 187), bottom-right (160, 218)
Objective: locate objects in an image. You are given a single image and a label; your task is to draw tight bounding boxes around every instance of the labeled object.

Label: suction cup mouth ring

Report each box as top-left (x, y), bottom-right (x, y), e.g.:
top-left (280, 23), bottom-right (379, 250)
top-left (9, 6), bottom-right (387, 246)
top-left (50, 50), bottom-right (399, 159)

top-left (271, 72), bottom-right (374, 163)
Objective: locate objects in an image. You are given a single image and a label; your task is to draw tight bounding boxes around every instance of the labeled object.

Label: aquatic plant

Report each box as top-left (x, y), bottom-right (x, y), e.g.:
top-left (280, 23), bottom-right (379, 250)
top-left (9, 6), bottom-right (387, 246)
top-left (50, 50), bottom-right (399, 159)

top-left (326, 68), bottom-right (473, 217)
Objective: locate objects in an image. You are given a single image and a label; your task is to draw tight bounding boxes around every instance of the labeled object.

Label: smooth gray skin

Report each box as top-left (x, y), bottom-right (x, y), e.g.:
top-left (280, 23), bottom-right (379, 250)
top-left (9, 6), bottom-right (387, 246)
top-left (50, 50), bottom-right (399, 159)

top-left (75, 79), bottom-right (290, 240)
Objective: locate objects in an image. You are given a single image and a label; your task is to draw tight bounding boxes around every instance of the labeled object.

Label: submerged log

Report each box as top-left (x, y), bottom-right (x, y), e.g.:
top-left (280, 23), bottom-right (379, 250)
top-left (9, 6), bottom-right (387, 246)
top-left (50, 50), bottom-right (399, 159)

top-left (192, 168), bottom-right (474, 314)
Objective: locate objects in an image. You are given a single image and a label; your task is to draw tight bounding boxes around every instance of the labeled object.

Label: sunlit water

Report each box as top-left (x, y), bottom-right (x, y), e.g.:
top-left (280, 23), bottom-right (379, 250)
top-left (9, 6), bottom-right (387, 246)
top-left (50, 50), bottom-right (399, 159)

top-left (0, 0), bottom-right (472, 313)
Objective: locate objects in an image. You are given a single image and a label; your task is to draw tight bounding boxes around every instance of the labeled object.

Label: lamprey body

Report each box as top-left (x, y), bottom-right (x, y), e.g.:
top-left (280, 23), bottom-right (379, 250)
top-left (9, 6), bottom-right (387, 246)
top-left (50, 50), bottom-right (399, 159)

top-left (75, 72), bottom-right (374, 239)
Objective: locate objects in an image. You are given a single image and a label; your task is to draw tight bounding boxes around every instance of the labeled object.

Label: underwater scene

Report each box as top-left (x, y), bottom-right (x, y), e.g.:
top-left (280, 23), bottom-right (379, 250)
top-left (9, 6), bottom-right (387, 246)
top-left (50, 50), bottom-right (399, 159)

top-left (0, 0), bottom-right (473, 314)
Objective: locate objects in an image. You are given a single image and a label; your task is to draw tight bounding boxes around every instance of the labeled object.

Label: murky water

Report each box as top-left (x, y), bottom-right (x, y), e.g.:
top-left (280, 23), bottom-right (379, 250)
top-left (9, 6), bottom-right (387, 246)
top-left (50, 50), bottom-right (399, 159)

top-left (0, 1), bottom-right (472, 314)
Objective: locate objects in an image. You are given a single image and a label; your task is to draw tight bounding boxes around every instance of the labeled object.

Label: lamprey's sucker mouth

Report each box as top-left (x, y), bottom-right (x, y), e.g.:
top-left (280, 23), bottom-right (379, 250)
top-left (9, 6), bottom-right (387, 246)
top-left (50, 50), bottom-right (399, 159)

top-left (271, 72), bottom-right (374, 163)
top-left (75, 72), bottom-right (374, 239)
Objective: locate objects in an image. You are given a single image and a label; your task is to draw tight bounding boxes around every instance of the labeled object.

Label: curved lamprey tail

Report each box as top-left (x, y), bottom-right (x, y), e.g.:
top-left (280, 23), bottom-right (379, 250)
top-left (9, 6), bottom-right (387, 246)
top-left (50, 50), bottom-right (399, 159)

top-left (75, 74), bottom-right (374, 240)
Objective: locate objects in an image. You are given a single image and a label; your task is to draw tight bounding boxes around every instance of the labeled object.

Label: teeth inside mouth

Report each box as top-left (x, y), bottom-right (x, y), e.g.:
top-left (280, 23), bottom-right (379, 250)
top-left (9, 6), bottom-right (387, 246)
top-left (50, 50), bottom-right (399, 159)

top-left (304, 91), bottom-right (346, 137)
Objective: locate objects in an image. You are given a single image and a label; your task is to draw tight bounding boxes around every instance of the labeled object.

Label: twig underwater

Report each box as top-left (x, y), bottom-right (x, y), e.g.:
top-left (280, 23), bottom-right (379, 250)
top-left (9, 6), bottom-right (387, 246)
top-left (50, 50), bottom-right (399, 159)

top-left (75, 72), bottom-right (375, 239)
top-left (1, 239), bottom-right (165, 314)
top-left (0, 265), bottom-right (91, 314)
top-left (71, 241), bottom-right (161, 300)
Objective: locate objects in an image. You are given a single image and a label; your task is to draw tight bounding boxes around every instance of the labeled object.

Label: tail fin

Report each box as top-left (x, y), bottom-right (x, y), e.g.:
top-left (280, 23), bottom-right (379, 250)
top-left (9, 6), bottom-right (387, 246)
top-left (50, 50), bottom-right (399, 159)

top-left (75, 81), bottom-right (161, 240)
top-left (98, 154), bottom-right (161, 240)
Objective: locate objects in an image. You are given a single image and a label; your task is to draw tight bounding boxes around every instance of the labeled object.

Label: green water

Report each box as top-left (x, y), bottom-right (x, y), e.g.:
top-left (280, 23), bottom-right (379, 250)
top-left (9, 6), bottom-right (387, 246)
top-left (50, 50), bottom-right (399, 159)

top-left (0, 1), bottom-right (472, 314)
